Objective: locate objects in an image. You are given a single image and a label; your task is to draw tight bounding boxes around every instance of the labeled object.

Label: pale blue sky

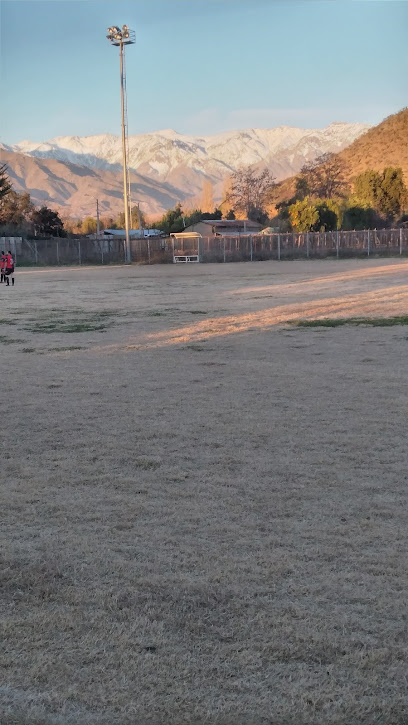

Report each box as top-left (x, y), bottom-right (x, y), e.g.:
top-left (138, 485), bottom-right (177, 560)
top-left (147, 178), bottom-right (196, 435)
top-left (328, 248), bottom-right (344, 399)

top-left (1, 0), bottom-right (407, 144)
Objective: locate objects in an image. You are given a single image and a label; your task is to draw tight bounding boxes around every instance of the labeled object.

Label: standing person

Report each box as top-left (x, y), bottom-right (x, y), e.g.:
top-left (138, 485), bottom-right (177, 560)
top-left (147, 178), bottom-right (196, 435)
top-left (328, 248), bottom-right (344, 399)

top-left (5, 250), bottom-right (15, 286)
top-left (0, 251), bottom-right (6, 283)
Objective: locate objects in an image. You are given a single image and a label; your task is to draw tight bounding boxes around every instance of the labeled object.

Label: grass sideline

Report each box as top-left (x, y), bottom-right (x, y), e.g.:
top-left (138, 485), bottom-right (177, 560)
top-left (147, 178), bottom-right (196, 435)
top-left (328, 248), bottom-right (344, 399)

top-left (289, 315), bottom-right (408, 327)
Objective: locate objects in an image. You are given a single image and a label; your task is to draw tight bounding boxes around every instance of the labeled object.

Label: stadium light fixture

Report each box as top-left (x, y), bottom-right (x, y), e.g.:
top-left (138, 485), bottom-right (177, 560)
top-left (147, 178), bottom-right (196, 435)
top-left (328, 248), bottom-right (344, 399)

top-left (106, 24), bottom-right (135, 264)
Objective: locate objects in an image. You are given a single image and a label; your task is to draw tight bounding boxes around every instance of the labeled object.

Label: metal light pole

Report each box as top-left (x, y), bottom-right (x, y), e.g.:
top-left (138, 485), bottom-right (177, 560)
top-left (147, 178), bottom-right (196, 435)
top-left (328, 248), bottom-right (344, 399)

top-left (96, 198), bottom-right (100, 237)
top-left (106, 25), bottom-right (135, 264)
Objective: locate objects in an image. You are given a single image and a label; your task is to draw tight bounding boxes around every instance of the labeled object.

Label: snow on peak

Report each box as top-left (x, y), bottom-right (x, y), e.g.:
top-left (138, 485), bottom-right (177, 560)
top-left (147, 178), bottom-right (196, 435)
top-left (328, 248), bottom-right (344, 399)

top-left (9, 121), bottom-right (370, 190)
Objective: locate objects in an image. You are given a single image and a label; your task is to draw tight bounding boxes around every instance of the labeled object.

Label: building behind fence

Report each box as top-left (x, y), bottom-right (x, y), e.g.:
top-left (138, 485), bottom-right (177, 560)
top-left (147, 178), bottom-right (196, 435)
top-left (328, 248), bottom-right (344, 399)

top-left (2, 229), bottom-right (407, 267)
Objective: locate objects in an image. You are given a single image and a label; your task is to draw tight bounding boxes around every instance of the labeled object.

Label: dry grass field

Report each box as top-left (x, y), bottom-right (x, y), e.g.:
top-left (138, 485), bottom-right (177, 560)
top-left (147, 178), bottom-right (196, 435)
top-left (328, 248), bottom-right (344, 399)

top-left (1, 258), bottom-right (408, 725)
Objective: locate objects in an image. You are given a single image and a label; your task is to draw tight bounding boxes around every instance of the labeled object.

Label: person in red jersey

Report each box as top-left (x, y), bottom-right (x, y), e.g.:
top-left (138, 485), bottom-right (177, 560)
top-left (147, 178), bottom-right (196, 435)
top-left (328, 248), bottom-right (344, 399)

top-left (0, 251), bottom-right (6, 283)
top-left (5, 250), bottom-right (15, 286)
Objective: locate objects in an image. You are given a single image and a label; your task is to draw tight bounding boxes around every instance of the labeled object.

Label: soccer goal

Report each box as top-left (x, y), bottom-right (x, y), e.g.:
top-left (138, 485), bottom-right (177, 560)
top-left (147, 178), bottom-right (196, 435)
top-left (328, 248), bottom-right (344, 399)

top-left (170, 232), bottom-right (202, 263)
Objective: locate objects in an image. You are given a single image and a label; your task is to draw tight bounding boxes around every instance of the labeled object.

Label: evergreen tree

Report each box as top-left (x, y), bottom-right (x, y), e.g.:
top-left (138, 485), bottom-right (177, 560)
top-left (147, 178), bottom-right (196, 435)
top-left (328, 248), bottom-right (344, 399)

top-left (156, 203), bottom-right (185, 235)
top-left (342, 206), bottom-right (381, 230)
top-left (353, 170), bottom-right (382, 208)
top-left (314, 201), bottom-right (338, 231)
top-left (353, 166), bottom-right (407, 221)
top-left (0, 164), bottom-right (12, 201)
top-left (377, 167), bottom-right (407, 219)
top-left (31, 206), bottom-right (64, 236)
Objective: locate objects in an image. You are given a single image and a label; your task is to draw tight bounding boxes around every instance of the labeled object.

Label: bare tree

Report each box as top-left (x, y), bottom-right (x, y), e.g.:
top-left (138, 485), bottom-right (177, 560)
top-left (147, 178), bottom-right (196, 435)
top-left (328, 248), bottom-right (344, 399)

top-left (300, 153), bottom-right (348, 199)
top-left (226, 167), bottom-right (275, 220)
top-left (201, 179), bottom-right (215, 213)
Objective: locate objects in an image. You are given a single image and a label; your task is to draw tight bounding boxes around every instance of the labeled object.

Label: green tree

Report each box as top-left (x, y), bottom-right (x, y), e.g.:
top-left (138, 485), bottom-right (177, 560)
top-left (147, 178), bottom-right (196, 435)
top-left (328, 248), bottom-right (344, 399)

top-left (202, 208), bottom-right (222, 220)
top-left (377, 167), bottom-right (407, 220)
top-left (342, 206), bottom-right (380, 231)
top-left (353, 167), bottom-right (407, 221)
top-left (353, 170), bottom-right (381, 208)
top-left (155, 203), bottom-right (185, 235)
top-left (226, 168), bottom-right (275, 217)
top-left (31, 206), bottom-right (64, 236)
top-left (289, 197), bottom-right (319, 232)
top-left (224, 209), bottom-right (236, 220)
top-left (314, 201), bottom-right (338, 231)
top-left (0, 164), bottom-right (12, 201)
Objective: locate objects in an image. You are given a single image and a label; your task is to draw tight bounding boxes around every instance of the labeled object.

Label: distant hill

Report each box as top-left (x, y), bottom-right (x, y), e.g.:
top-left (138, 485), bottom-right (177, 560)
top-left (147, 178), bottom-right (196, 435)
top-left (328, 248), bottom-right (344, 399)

top-left (338, 107), bottom-right (408, 181)
top-left (0, 149), bottom-right (182, 219)
top-left (272, 108), bottom-right (408, 205)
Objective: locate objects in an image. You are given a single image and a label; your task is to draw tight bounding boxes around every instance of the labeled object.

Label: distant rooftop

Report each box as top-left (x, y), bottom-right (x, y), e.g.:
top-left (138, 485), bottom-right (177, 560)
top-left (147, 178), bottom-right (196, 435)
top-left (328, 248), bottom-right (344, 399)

top-left (199, 219), bottom-right (262, 227)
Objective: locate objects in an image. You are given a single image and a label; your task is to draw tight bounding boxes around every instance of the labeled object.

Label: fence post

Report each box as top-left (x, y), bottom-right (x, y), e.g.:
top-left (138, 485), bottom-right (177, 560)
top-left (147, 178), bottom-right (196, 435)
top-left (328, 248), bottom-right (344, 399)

top-left (147, 238), bottom-right (151, 264)
top-left (56, 240), bottom-right (60, 265)
top-left (250, 236), bottom-right (253, 262)
top-left (78, 240), bottom-right (81, 265)
top-left (277, 233), bottom-right (281, 261)
top-left (367, 229), bottom-right (370, 257)
top-left (306, 231), bottom-right (309, 258)
top-left (35, 241), bottom-right (38, 265)
top-left (223, 238), bottom-right (226, 263)
top-left (336, 230), bottom-right (339, 259)
top-left (400, 228), bottom-right (403, 256)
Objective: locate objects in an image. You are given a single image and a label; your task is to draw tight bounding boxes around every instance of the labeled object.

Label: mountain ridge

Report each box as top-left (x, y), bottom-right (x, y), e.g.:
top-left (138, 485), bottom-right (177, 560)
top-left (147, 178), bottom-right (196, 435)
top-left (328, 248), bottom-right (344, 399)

top-left (1, 121), bottom-right (371, 218)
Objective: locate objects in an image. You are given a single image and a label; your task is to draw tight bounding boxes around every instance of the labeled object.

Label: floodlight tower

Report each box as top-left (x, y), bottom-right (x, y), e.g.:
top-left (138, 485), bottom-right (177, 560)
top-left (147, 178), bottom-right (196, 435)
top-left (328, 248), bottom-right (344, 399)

top-left (106, 25), bottom-right (135, 264)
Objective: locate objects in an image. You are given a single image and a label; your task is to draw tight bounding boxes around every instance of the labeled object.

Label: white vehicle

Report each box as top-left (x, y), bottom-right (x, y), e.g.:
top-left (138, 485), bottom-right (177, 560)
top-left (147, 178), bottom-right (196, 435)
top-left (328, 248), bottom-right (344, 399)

top-left (143, 229), bottom-right (163, 238)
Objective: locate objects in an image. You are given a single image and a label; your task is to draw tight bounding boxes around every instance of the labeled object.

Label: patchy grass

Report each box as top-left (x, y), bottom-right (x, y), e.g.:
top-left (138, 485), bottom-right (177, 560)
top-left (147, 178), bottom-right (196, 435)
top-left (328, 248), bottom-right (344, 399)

top-left (0, 335), bottom-right (26, 345)
top-left (1, 259), bottom-right (408, 725)
top-left (25, 320), bottom-right (109, 334)
top-left (133, 457), bottom-right (161, 470)
top-left (0, 318), bottom-right (17, 325)
top-left (46, 345), bottom-right (84, 352)
top-left (184, 343), bottom-right (207, 351)
top-left (289, 315), bottom-right (408, 328)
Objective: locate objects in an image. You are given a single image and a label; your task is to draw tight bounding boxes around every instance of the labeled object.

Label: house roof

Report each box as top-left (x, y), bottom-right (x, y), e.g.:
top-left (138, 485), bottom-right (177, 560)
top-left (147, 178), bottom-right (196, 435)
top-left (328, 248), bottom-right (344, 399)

top-left (199, 219), bottom-right (262, 228)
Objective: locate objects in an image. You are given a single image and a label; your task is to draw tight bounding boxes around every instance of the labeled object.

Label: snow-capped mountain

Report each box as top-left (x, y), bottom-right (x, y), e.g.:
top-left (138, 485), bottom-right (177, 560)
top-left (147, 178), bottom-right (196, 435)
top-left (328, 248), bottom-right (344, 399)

top-left (12, 122), bottom-right (370, 195)
top-left (1, 122), bottom-right (371, 218)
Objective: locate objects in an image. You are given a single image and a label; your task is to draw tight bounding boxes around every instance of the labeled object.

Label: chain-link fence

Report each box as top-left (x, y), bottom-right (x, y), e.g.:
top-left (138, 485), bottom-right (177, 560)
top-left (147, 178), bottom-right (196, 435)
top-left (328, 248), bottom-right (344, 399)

top-left (0, 237), bottom-right (126, 265)
top-left (2, 228), bottom-right (407, 267)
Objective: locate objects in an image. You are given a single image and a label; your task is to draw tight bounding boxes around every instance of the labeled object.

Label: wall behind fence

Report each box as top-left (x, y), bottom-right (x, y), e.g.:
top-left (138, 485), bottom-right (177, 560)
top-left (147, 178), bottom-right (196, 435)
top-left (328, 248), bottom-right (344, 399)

top-left (4, 229), bottom-right (407, 267)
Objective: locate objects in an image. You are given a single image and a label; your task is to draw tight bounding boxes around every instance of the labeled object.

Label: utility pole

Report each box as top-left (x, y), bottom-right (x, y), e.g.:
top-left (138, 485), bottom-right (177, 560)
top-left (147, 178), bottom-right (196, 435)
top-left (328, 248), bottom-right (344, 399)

top-left (106, 25), bottom-right (135, 264)
top-left (96, 198), bottom-right (100, 237)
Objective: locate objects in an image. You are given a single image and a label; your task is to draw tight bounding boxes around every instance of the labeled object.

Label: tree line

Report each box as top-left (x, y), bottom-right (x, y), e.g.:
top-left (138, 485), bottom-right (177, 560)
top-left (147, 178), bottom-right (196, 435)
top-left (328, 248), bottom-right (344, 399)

top-left (152, 156), bottom-right (407, 235)
top-left (276, 155), bottom-right (408, 232)
top-left (0, 164), bottom-right (146, 238)
top-left (0, 164), bottom-right (66, 236)
top-left (2, 155), bottom-right (407, 240)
